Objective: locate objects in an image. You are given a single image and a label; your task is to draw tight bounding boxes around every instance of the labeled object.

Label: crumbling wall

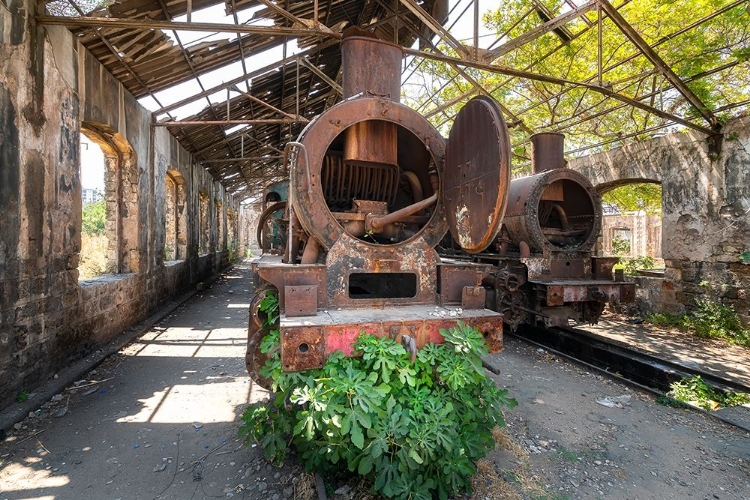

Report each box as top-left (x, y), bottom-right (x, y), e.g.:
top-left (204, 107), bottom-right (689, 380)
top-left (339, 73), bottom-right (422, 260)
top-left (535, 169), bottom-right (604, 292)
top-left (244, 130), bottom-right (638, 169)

top-left (0, 1), bottom-right (241, 408)
top-left (570, 117), bottom-right (750, 324)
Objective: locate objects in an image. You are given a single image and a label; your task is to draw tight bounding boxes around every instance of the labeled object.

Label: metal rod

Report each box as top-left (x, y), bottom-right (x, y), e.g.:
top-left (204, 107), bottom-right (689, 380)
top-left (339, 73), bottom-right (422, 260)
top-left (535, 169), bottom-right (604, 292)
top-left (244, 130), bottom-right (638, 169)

top-left (401, 47), bottom-right (716, 136)
top-left (36, 16), bottom-right (342, 39)
top-left (597, 0), bottom-right (720, 130)
top-left (155, 119), bottom-right (309, 126)
top-left (597, 2), bottom-right (602, 86)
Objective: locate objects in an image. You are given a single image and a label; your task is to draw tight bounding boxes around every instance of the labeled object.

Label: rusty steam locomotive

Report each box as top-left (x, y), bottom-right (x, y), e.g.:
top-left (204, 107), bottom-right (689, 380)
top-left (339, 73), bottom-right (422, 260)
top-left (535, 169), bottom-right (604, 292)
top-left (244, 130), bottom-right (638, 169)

top-left (247, 33), bottom-right (633, 384)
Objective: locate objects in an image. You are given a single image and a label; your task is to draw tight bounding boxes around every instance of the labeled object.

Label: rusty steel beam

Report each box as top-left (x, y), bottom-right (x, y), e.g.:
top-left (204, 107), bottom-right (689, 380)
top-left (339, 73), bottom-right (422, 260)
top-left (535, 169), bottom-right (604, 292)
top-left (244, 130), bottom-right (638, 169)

top-left (155, 119), bottom-right (309, 126)
top-left (153, 39), bottom-right (339, 116)
top-left (231, 85), bottom-right (309, 122)
top-left (201, 156), bottom-right (283, 163)
top-left (297, 57), bottom-right (343, 95)
top-left (397, 0), bottom-right (470, 58)
top-left (483, 0), bottom-right (599, 62)
top-left (36, 15), bottom-right (343, 39)
top-left (402, 47), bottom-right (716, 136)
top-left (597, 0), bottom-right (721, 131)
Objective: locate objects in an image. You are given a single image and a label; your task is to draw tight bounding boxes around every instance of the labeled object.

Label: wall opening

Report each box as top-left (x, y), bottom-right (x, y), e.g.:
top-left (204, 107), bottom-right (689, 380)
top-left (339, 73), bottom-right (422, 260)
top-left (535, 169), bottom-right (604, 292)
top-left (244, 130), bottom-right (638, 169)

top-left (164, 170), bottom-right (187, 261)
top-left (78, 131), bottom-right (114, 279)
top-left (199, 190), bottom-right (210, 255)
top-left (216, 198), bottom-right (224, 252)
top-left (79, 123), bottom-right (140, 277)
top-left (599, 181), bottom-right (663, 269)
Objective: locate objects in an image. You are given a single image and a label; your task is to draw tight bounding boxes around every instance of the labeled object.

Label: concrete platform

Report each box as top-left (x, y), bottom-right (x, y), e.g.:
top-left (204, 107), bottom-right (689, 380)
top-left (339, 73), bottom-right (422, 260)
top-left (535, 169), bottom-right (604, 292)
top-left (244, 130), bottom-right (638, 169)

top-left (581, 315), bottom-right (750, 387)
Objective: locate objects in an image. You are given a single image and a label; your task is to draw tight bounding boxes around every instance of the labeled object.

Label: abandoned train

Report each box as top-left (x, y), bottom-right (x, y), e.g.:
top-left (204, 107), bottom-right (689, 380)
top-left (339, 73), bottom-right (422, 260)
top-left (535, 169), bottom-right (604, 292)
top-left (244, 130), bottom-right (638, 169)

top-left (246, 33), bottom-right (633, 384)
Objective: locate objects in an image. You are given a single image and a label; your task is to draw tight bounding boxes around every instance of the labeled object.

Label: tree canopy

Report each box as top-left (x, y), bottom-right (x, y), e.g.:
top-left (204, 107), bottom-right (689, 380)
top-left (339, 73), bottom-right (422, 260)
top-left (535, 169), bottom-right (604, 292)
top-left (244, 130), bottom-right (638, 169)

top-left (403, 0), bottom-right (750, 171)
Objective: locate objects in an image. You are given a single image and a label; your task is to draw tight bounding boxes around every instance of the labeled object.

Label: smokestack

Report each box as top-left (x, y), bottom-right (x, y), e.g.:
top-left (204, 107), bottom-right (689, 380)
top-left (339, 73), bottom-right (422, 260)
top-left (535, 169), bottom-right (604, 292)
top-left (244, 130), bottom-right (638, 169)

top-left (530, 133), bottom-right (566, 174)
top-left (339, 30), bottom-right (403, 171)
top-left (341, 29), bottom-right (403, 102)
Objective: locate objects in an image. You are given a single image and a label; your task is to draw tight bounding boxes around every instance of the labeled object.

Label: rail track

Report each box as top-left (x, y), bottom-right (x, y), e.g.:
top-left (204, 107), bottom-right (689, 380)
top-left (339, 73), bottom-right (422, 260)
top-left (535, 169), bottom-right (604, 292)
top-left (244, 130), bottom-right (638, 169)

top-left (508, 324), bottom-right (750, 430)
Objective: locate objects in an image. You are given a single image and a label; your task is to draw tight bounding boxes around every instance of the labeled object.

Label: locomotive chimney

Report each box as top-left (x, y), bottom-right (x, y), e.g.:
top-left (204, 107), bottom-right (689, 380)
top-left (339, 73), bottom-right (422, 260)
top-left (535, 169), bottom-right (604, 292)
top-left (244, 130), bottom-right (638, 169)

top-left (530, 133), bottom-right (566, 174)
top-left (340, 30), bottom-right (403, 182)
top-left (341, 28), bottom-right (403, 101)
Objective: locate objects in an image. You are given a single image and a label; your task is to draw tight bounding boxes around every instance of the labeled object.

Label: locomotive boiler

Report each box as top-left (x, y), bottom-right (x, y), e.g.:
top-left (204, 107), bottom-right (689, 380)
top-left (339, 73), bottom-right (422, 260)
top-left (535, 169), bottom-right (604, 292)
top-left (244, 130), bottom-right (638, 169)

top-left (470, 133), bottom-right (635, 330)
top-left (246, 32), bottom-right (512, 385)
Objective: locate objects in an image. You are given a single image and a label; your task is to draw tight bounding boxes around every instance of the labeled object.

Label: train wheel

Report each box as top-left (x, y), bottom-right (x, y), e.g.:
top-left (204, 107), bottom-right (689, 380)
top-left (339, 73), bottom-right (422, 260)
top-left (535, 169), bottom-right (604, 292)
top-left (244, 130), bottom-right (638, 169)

top-left (497, 290), bottom-right (526, 332)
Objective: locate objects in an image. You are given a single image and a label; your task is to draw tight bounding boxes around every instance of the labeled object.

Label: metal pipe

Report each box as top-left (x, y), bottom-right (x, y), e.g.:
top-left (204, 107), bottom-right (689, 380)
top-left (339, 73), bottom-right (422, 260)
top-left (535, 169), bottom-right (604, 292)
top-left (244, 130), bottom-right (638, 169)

top-left (301, 237), bottom-right (320, 264)
top-left (369, 192), bottom-right (437, 230)
top-left (401, 171), bottom-right (424, 204)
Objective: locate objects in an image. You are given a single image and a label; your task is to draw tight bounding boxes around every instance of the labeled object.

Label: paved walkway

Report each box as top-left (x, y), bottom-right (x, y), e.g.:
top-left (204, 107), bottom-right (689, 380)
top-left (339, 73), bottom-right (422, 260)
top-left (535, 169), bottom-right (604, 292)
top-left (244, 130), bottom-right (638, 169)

top-left (0, 261), bottom-right (275, 500)
top-left (583, 315), bottom-right (750, 387)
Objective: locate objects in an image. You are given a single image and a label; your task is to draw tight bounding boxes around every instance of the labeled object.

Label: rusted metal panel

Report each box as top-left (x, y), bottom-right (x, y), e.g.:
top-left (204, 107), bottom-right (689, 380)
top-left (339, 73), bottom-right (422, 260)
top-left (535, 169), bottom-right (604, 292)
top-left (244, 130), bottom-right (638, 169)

top-left (444, 95), bottom-right (511, 254)
top-left (279, 305), bottom-right (504, 371)
top-left (257, 258), bottom-right (328, 311)
top-left (344, 121), bottom-right (398, 166)
top-left (549, 258), bottom-right (587, 279)
top-left (592, 257), bottom-right (620, 280)
top-left (537, 281), bottom-right (635, 305)
top-left (438, 262), bottom-right (492, 305)
top-left (285, 285), bottom-right (319, 317)
top-left (325, 232), bottom-right (439, 307)
top-left (462, 286), bottom-right (486, 309)
top-left (544, 285), bottom-right (566, 306)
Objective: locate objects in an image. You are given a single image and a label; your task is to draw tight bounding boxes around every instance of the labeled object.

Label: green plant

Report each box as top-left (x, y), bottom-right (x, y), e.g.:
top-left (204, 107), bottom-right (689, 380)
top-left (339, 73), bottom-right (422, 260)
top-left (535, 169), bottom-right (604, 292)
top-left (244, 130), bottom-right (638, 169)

top-left (686, 298), bottom-right (750, 347)
top-left (16, 390), bottom-right (29, 403)
top-left (82, 199), bottom-right (105, 236)
top-left (667, 376), bottom-right (750, 411)
top-left (645, 311), bottom-right (687, 329)
top-left (611, 236), bottom-right (631, 256)
top-left (79, 233), bottom-right (111, 279)
top-left (620, 255), bottom-right (656, 275)
top-left (239, 296), bottom-right (517, 500)
top-left (740, 251), bottom-right (750, 264)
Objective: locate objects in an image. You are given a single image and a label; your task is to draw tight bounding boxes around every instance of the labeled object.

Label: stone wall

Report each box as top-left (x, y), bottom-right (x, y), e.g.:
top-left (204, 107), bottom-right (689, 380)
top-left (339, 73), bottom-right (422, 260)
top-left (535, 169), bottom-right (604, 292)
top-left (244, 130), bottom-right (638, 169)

top-left (569, 117), bottom-right (750, 324)
top-left (0, 2), bottom-right (241, 408)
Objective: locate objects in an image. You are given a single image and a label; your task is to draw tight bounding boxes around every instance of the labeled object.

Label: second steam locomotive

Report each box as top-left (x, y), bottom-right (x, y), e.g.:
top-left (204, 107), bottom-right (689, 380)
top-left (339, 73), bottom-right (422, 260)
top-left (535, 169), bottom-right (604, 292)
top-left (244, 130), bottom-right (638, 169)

top-left (247, 32), bottom-right (633, 384)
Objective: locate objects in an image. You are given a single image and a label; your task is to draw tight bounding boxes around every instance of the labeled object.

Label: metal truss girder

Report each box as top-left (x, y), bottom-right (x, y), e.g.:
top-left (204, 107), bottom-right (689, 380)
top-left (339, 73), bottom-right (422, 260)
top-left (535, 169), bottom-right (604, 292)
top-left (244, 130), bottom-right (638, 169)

top-left (597, 0), bottom-right (721, 131)
top-left (402, 47), bottom-right (716, 137)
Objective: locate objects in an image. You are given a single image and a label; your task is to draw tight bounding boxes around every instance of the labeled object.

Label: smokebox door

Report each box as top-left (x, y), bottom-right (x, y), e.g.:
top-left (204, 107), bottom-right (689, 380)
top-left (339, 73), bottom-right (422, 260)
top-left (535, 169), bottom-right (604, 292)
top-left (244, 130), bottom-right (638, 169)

top-left (444, 95), bottom-right (511, 254)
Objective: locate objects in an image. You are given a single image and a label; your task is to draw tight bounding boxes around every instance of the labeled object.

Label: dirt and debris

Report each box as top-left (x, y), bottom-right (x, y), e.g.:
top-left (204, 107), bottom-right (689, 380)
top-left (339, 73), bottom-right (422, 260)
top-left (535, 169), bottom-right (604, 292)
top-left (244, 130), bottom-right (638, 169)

top-left (1, 263), bottom-right (749, 499)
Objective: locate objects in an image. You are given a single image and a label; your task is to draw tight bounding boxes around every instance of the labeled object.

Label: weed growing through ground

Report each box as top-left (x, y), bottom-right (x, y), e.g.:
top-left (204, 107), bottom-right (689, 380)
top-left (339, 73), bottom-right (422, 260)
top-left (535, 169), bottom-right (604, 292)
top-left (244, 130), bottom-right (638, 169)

top-left (16, 390), bottom-right (29, 403)
top-left (666, 376), bottom-right (750, 411)
top-left (239, 292), bottom-right (517, 500)
top-left (645, 299), bottom-right (750, 348)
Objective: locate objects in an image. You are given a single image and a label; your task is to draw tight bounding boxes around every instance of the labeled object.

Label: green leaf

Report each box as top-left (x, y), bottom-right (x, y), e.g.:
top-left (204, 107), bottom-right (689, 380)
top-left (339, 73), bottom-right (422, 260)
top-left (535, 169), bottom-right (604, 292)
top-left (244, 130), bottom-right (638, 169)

top-left (350, 423), bottom-right (365, 449)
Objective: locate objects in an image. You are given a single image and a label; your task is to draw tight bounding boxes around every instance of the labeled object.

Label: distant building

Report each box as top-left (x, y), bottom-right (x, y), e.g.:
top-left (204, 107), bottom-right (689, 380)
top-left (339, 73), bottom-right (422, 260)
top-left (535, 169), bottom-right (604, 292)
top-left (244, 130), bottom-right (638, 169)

top-left (82, 188), bottom-right (101, 204)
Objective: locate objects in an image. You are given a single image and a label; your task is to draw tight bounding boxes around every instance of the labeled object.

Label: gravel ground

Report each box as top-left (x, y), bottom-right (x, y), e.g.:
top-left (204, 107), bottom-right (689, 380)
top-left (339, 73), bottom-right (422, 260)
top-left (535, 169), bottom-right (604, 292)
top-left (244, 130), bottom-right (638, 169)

top-left (1, 262), bottom-right (748, 499)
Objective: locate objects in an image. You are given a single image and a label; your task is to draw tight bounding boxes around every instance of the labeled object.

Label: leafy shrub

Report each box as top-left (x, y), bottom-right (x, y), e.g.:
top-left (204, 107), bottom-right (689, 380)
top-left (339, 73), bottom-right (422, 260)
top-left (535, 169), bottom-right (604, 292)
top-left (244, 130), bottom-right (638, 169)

top-left (239, 294), bottom-right (517, 499)
top-left (82, 199), bottom-right (105, 236)
top-left (686, 298), bottom-right (750, 347)
top-left (646, 299), bottom-right (749, 348)
top-left (667, 376), bottom-right (750, 411)
top-left (619, 255), bottom-right (656, 276)
top-left (645, 311), bottom-right (687, 329)
top-left (611, 235), bottom-right (631, 256)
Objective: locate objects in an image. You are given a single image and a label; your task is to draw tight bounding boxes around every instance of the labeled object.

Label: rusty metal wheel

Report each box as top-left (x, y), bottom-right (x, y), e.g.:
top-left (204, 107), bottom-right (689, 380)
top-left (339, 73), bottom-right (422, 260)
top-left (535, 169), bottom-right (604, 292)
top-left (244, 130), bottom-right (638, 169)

top-left (246, 286), bottom-right (277, 390)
